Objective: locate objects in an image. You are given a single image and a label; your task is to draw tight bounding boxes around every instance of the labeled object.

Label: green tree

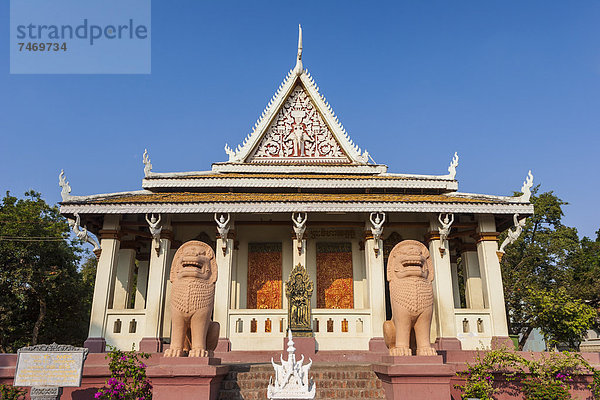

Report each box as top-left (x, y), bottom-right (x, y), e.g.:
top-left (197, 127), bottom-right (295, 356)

top-left (500, 187), bottom-right (598, 349)
top-left (0, 191), bottom-right (93, 352)
top-left (527, 287), bottom-right (596, 350)
top-left (566, 230), bottom-right (600, 310)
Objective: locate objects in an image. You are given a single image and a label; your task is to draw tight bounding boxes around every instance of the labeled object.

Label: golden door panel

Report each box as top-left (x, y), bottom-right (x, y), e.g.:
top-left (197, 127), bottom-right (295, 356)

top-left (247, 242), bottom-right (282, 309)
top-left (316, 242), bottom-right (354, 309)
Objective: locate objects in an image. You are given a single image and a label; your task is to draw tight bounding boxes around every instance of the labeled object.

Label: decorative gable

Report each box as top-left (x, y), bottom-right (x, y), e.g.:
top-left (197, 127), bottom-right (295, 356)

top-left (247, 84), bottom-right (351, 164)
top-left (221, 26), bottom-right (371, 167)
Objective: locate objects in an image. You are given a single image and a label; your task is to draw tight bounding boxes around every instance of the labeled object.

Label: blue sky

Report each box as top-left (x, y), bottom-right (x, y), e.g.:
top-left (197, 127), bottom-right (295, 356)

top-left (1, 1), bottom-right (599, 238)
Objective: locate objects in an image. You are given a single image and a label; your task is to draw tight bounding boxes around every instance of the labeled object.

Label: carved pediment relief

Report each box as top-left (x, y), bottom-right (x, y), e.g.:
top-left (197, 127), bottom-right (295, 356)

top-left (247, 85), bottom-right (351, 164)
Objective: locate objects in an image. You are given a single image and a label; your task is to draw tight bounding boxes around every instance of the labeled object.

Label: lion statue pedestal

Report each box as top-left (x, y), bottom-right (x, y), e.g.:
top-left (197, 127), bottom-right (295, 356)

top-left (164, 240), bottom-right (220, 358)
top-left (383, 239), bottom-right (437, 357)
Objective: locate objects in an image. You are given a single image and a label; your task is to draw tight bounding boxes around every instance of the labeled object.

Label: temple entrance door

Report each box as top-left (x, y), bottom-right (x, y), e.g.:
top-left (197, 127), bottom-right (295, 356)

top-left (383, 232), bottom-right (403, 321)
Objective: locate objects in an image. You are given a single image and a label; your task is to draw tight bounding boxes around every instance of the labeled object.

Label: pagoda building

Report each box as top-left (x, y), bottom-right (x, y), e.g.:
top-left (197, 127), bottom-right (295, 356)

top-left (59, 26), bottom-right (534, 354)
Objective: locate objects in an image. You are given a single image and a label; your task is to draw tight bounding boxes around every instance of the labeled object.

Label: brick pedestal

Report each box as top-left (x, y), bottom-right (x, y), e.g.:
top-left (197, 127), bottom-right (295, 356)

top-left (373, 355), bottom-right (455, 399)
top-left (149, 357), bottom-right (229, 400)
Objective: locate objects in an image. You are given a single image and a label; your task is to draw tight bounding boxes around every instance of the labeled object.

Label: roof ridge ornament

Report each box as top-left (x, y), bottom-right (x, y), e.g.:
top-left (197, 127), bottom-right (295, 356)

top-left (143, 149), bottom-right (153, 178)
top-left (59, 169), bottom-right (72, 202)
top-left (446, 152), bottom-right (459, 180)
top-left (294, 24), bottom-right (303, 75)
top-left (518, 170), bottom-right (534, 202)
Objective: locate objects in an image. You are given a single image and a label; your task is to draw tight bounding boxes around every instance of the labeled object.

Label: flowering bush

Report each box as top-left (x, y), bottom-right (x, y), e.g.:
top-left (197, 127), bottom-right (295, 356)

top-left (0, 384), bottom-right (26, 400)
top-left (95, 347), bottom-right (152, 400)
top-left (523, 351), bottom-right (593, 400)
top-left (458, 347), bottom-right (524, 400)
top-left (457, 347), bottom-right (600, 400)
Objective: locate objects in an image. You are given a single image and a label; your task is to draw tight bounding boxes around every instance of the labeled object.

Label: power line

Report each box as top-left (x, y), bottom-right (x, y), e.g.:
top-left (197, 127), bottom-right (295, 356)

top-left (0, 237), bottom-right (68, 242)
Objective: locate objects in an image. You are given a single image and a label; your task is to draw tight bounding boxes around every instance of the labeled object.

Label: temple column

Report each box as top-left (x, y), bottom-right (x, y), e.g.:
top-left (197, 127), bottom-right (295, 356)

top-left (134, 260), bottom-right (149, 309)
top-left (111, 249), bottom-right (136, 310)
top-left (365, 231), bottom-right (386, 351)
top-left (476, 215), bottom-right (510, 345)
top-left (85, 215), bottom-right (121, 352)
top-left (427, 217), bottom-right (461, 350)
top-left (462, 248), bottom-right (485, 309)
top-left (139, 217), bottom-right (172, 353)
top-left (450, 260), bottom-right (461, 308)
top-left (214, 229), bottom-right (235, 352)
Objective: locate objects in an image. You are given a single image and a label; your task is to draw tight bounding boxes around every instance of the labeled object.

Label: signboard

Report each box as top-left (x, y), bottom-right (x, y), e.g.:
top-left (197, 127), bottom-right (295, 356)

top-left (14, 343), bottom-right (88, 387)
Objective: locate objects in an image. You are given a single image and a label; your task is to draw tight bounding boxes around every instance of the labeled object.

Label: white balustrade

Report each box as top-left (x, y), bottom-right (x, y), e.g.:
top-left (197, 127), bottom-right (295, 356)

top-left (105, 309), bottom-right (146, 351)
top-left (228, 308), bottom-right (372, 351)
top-left (454, 309), bottom-right (493, 350)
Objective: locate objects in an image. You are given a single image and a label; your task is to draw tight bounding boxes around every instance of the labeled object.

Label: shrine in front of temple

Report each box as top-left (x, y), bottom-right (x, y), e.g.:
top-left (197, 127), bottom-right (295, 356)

top-left (58, 26), bottom-right (534, 356)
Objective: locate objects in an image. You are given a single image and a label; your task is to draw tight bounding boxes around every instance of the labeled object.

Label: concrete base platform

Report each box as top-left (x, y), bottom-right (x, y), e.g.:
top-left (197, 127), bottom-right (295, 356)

top-left (373, 355), bottom-right (455, 399)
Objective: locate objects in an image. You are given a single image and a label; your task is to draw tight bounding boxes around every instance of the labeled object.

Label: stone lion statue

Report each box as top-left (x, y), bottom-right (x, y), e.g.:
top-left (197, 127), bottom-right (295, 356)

top-left (164, 240), bottom-right (220, 357)
top-left (383, 240), bottom-right (437, 356)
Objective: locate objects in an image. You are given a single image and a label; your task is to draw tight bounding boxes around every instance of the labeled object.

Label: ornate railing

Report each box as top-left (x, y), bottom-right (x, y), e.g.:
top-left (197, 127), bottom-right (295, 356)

top-left (227, 308), bottom-right (372, 351)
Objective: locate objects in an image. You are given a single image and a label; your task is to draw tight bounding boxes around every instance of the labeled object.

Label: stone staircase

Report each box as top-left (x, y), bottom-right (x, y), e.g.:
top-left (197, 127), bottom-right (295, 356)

top-left (218, 363), bottom-right (386, 399)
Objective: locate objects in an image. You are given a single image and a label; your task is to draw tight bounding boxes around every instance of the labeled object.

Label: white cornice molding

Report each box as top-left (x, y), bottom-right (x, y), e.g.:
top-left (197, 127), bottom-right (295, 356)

top-left (210, 163), bottom-right (387, 174)
top-left (60, 201), bottom-right (534, 215)
top-left (141, 176), bottom-right (458, 191)
top-left (59, 190), bottom-right (153, 204)
top-left (446, 191), bottom-right (531, 204)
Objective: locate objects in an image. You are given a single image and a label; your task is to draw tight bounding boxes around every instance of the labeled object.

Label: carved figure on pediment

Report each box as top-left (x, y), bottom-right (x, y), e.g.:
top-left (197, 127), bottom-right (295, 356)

top-left (383, 240), bottom-right (437, 356)
top-left (285, 264), bottom-right (314, 336)
top-left (164, 241), bottom-right (219, 357)
top-left (251, 85), bottom-right (349, 162)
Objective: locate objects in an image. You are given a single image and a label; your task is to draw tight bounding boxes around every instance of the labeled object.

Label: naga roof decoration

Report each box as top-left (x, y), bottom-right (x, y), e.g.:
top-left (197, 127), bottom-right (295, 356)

top-left (222, 25), bottom-right (370, 166)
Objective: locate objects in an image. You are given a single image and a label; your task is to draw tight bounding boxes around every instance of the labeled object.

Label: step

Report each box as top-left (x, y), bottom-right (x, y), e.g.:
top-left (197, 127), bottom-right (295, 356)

top-left (218, 363), bottom-right (386, 399)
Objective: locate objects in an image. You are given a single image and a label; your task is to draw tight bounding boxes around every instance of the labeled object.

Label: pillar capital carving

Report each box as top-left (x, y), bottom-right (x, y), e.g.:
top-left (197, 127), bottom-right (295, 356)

top-left (159, 229), bottom-right (174, 241)
top-left (424, 231), bottom-right (441, 244)
top-left (474, 232), bottom-right (499, 243)
top-left (99, 229), bottom-right (121, 240)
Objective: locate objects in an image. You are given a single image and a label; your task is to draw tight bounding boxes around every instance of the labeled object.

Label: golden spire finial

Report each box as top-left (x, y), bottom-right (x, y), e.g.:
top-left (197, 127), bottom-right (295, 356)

top-left (294, 24), bottom-right (303, 75)
top-left (297, 24), bottom-right (303, 61)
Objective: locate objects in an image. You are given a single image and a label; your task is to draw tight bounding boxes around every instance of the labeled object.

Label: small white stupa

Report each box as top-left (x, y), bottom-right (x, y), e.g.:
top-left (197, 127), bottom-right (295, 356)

top-left (267, 329), bottom-right (316, 399)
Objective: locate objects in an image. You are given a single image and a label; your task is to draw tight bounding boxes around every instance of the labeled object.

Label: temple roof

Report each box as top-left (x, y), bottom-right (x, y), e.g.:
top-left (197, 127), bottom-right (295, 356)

top-left (59, 190), bottom-right (533, 215)
top-left (58, 27), bottom-right (534, 218)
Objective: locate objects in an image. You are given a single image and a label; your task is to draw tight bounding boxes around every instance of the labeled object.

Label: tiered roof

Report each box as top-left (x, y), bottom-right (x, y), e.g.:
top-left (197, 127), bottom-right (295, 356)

top-left (59, 26), bottom-right (534, 219)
